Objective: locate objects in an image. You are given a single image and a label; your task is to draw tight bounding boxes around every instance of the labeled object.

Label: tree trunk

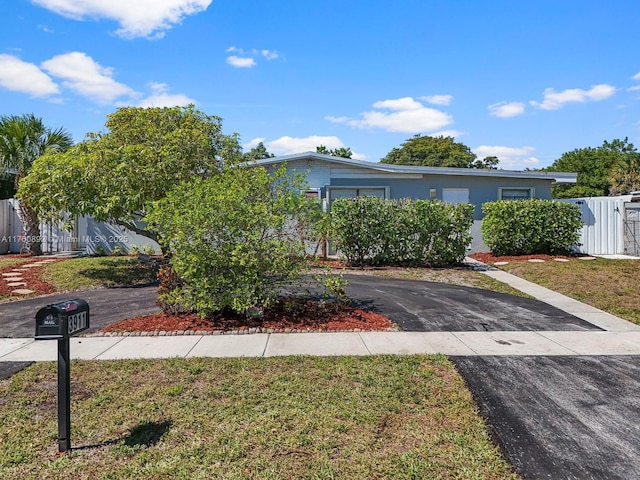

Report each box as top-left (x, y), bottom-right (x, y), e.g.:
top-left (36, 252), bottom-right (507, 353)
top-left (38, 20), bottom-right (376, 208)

top-left (18, 203), bottom-right (43, 256)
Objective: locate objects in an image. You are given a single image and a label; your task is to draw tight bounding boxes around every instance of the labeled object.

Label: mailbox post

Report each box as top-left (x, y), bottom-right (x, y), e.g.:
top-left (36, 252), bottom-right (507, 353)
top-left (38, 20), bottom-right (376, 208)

top-left (35, 299), bottom-right (90, 453)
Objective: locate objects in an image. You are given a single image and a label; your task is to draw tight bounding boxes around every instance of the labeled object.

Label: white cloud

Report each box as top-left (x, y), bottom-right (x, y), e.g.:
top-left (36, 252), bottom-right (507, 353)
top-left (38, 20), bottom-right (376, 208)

top-left (373, 97), bottom-right (423, 111)
top-left (266, 135), bottom-right (346, 155)
top-left (327, 97), bottom-right (453, 134)
top-left (488, 101), bottom-right (525, 118)
top-left (136, 82), bottom-right (194, 107)
top-left (473, 145), bottom-right (539, 170)
top-left (629, 73), bottom-right (640, 91)
top-left (530, 84), bottom-right (616, 110)
top-left (261, 49), bottom-right (279, 60)
top-left (243, 137), bottom-right (265, 150)
top-left (421, 94), bottom-right (452, 106)
top-left (31, 0), bottom-right (212, 39)
top-left (226, 55), bottom-right (256, 68)
top-left (430, 129), bottom-right (464, 138)
top-left (244, 135), bottom-right (366, 159)
top-left (41, 52), bottom-right (135, 104)
top-left (225, 47), bottom-right (279, 67)
top-left (324, 115), bottom-right (350, 123)
top-left (0, 54), bottom-right (59, 97)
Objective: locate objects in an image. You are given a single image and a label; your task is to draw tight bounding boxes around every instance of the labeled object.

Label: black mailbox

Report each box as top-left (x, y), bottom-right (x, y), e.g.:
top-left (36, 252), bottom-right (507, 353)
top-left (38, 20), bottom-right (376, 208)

top-left (35, 299), bottom-right (90, 340)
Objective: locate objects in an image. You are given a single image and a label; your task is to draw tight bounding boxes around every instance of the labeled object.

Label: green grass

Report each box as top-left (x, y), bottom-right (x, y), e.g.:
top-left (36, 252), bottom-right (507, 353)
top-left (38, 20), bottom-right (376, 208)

top-left (0, 257), bottom-right (30, 269)
top-left (41, 256), bottom-right (159, 291)
top-left (0, 356), bottom-right (517, 480)
top-left (500, 257), bottom-right (640, 324)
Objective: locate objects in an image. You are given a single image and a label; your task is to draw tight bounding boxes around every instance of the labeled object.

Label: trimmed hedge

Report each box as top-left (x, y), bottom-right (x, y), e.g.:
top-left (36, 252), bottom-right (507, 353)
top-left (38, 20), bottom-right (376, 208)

top-left (330, 197), bottom-right (474, 267)
top-left (481, 199), bottom-right (582, 256)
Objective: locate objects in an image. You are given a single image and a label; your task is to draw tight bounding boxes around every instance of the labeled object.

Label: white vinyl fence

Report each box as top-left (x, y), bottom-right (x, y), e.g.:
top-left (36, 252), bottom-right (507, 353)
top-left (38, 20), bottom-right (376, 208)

top-left (0, 199), bottom-right (160, 255)
top-left (559, 195), bottom-right (640, 255)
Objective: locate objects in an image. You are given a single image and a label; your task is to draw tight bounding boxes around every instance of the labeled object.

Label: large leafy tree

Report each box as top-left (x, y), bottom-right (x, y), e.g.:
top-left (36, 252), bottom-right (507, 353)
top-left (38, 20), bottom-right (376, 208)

top-left (243, 141), bottom-right (274, 161)
top-left (380, 135), bottom-right (483, 168)
top-left (316, 145), bottom-right (353, 158)
top-left (0, 114), bottom-right (73, 255)
top-left (546, 138), bottom-right (637, 198)
top-left (18, 105), bottom-right (242, 248)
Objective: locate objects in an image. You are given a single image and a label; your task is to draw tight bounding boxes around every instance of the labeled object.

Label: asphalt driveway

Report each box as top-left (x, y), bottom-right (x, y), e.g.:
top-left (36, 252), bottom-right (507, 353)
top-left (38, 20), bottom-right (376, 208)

top-left (0, 275), bottom-right (598, 338)
top-left (453, 356), bottom-right (640, 480)
top-left (342, 275), bottom-right (599, 332)
top-left (0, 285), bottom-right (160, 338)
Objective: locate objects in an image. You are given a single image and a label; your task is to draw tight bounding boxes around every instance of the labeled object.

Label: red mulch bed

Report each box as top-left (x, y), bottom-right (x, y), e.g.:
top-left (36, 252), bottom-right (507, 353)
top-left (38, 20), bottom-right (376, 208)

top-left (0, 257), bottom-right (60, 297)
top-left (470, 252), bottom-right (572, 264)
top-left (101, 297), bottom-right (396, 334)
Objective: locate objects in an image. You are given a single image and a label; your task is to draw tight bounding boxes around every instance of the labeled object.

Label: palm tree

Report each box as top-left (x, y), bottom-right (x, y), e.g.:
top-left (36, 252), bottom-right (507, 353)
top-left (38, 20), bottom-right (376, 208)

top-left (609, 153), bottom-right (640, 196)
top-left (0, 114), bottom-right (73, 255)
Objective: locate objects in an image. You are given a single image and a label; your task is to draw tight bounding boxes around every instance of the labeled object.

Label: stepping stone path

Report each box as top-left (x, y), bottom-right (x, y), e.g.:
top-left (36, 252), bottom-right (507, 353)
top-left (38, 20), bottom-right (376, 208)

top-left (11, 288), bottom-right (35, 295)
top-left (494, 261), bottom-right (509, 266)
top-left (0, 258), bottom-right (56, 296)
top-left (528, 259), bottom-right (546, 263)
top-left (579, 256), bottom-right (597, 261)
top-left (554, 258), bottom-right (570, 262)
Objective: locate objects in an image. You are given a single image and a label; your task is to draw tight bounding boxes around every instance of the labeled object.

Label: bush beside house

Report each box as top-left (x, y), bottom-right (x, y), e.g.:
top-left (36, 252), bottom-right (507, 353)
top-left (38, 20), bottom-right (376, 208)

top-left (481, 199), bottom-right (582, 256)
top-left (330, 197), bottom-right (474, 267)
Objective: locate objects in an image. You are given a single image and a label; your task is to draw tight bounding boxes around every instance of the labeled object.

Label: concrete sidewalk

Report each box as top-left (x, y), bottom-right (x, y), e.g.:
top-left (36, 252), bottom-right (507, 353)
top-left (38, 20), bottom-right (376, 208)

top-left (3, 329), bottom-right (640, 361)
top-left (2, 265), bottom-right (639, 361)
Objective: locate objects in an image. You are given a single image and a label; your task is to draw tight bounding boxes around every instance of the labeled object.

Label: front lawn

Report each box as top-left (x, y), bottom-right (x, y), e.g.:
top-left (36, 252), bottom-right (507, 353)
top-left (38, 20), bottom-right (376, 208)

top-left (0, 356), bottom-right (517, 480)
top-left (41, 256), bottom-right (159, 291)
top-left (493, 257), bottom-right (640, 324)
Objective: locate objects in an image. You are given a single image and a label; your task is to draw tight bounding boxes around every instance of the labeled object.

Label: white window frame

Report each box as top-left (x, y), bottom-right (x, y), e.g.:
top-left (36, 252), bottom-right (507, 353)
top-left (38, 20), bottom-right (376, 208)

top-left (442, 188), bottom-right (470, 204)
top-left (498, 187), bottom-right (535, 201)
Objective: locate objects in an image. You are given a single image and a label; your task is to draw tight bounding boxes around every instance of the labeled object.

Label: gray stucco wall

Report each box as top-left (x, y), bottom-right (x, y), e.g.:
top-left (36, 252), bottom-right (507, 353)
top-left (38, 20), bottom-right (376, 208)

top-left (329, 175), bottom-right (552, 220)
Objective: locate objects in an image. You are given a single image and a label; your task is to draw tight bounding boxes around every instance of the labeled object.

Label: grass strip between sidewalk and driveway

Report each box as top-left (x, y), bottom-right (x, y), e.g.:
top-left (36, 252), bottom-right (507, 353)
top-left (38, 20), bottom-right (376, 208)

top-left (497, 257), bottom-right (640, 324)
top-left (0, 355), bottom-right (518, 480)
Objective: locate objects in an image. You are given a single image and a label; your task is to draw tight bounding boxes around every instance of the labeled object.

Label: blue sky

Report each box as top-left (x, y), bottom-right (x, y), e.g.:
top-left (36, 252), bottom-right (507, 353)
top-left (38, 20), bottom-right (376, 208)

top-left (1, 0), bottom-right (640, 169)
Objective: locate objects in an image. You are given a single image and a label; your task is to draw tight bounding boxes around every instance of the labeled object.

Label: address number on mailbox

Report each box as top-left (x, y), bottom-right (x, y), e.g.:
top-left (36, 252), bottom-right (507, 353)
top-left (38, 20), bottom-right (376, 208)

top-left (35, 299), bottom-right (90, 340)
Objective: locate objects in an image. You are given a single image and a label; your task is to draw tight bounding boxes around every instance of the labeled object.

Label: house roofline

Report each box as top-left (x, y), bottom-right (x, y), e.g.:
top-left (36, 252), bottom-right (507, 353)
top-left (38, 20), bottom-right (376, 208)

top-left (252, 152), bottom-right (577, 184)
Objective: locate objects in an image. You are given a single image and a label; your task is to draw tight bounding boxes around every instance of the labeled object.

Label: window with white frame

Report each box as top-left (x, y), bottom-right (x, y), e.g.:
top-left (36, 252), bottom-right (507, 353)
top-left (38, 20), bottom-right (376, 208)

top-left (442, 188), bottom-right (470, 204)
top-left (499, 187), bottom-right (534, 200)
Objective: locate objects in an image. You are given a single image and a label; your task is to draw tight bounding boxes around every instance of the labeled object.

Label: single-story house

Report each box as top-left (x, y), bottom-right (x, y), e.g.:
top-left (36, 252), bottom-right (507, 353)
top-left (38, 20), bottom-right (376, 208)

top-left (1, 152), bottom-right (577, 255)
top-left (255, 152), bottom-right (577, 252)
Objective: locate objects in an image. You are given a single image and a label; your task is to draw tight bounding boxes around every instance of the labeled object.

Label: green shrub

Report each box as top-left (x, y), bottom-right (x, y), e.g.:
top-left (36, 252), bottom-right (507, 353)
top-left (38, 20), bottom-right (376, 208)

top-left (145, 166), bottom-right (313, 315)
top-left (330, 197), bottom-right (474, 267)
top-left (330, 196), bottom-right (390, 266)
top-left (481, 199), bottom-right (582, 256)
top-left (140, 244), bottom-right (156, 255)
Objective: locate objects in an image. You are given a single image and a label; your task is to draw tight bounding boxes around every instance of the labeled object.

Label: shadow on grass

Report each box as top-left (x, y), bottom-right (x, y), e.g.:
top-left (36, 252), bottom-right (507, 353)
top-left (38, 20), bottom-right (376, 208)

top-left (73, 419), bottom-right (172, 452)
top-left (77, 261), bottom-right (159, 288)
